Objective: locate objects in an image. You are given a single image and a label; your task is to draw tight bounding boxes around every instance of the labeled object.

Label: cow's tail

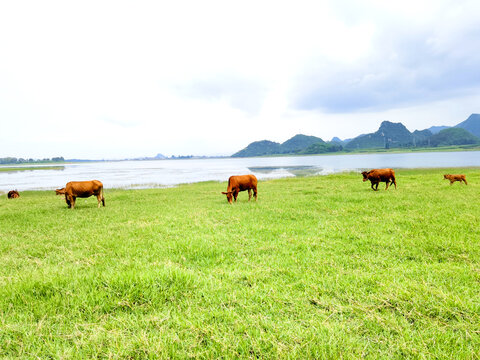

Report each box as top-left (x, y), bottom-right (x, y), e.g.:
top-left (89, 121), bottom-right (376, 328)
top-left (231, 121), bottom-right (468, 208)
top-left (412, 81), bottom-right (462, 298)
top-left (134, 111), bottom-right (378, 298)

top-left (101, 186), bottom-right (105, 206)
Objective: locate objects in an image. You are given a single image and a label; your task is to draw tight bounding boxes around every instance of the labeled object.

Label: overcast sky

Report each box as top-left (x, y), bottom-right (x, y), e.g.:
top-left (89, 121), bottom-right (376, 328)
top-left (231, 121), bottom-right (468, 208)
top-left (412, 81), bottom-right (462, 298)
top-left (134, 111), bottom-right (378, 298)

top-left (1, 0), bottom-right (479, 159)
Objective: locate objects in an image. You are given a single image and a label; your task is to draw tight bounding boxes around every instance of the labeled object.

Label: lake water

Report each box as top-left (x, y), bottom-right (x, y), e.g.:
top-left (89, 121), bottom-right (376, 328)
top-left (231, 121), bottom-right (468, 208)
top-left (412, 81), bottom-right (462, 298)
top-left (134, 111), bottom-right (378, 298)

top-left (1, 151), bottom-right (479, 193)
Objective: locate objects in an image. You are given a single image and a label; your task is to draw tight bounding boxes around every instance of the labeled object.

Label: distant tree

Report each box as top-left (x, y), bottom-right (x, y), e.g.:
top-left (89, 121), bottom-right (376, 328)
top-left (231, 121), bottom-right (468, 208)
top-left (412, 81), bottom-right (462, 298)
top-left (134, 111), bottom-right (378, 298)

top-left (346, 121), bottom-right (413, 150)
top-left (0, 156), bottom-right (65, 164)
top-left (300, 142), bottom-right (342, 154)
top-left (232, 140), bottom-right (282, 157)
top-left (430, 128), bottom-right (480, 147)
top-left (280, 134), bottom-right (325, 153)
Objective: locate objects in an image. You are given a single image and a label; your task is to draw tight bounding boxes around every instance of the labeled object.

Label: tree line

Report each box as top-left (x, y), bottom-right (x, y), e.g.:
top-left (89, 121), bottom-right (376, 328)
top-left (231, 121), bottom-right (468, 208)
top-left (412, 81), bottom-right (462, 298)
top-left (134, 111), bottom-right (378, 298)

top-left (0, 157), bottom-right (64, 165)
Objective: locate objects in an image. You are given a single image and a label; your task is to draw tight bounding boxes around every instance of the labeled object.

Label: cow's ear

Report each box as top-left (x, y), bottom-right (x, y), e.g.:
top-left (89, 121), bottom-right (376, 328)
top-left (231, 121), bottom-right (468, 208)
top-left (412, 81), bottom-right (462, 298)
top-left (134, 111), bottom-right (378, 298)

top-left (222, 192), bottom-right (227, 195)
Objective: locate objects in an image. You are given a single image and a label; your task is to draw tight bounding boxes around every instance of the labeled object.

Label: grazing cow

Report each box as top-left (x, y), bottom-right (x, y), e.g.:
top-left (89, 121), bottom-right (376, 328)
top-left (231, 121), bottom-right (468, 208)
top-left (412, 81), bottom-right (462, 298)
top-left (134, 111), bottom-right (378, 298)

top-left (362, 168), bottom-right (397, 191)
top-left (56, 180), bottom-right (105, 209)
top-left (7, 190), bottom-right (20, 199)
top-left (221, 174), bottom-right (258, 204)
top-left (444, 174), bottom-right (468, 185)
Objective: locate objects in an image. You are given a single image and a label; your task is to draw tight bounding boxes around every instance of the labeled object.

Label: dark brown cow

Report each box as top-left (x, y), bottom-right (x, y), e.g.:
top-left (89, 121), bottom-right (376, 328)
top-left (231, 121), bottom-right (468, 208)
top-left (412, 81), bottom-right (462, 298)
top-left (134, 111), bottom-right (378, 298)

top-left (56, 180), bottom-right (105, 209)
top-left (7, 190), bottom-right (20, 199)
top-left (221, 174), bottom-right (258, 204)
top-left (362, 168), bottom-right (397, 191)
top-left (444, 174), bottom-right (467, 185)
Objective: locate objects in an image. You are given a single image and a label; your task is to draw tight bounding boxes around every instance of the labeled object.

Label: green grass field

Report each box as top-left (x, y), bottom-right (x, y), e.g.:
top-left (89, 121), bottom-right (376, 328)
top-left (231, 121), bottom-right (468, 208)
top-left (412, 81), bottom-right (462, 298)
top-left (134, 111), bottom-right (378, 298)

top-left (0, 166), bottom-right (65, 172)
top-left (1, 169), bottom-right (479, 359)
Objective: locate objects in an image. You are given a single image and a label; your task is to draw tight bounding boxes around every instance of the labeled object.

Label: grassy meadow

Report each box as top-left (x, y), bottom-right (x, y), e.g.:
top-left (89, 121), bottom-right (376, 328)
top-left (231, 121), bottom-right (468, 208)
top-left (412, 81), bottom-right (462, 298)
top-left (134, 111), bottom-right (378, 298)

top-left (0, 166), bottom-right (65, 172)
top-left (0, 168), bottom-right (479, 359)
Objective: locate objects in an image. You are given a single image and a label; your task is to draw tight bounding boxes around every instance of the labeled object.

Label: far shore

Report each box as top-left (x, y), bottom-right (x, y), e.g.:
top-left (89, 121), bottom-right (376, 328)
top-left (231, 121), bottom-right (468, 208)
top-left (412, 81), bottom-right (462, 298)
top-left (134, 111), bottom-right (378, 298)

top-left (234, 144), bottom-right (480, 158)
top-left (2, 144), bottom-right (480, 165)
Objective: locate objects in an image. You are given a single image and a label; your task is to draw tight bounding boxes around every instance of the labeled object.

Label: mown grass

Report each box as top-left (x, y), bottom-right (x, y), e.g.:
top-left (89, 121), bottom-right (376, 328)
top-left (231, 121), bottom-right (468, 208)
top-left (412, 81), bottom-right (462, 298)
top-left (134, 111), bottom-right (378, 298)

top-left (0, 168), bottom-right (479, 359)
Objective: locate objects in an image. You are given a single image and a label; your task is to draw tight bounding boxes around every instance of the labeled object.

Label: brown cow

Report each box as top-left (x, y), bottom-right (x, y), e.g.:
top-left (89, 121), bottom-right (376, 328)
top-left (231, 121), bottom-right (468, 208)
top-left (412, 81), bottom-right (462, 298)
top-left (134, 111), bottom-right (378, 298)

top-left (444, 174), bottom-right (467, 185)
top-left (56, 180), bottom-right (105, 209)
top-left (7, 190), bottom-right (20, 199)
top-left (221, 174), bottom-right (258, 204)
top-left (362, 168), bottom-right (397, 191)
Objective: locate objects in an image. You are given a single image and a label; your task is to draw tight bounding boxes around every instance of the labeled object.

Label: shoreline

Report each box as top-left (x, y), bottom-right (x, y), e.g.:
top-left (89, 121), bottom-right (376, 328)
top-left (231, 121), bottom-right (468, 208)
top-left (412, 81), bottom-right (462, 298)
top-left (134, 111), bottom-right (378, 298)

top-left (1, 145), bottom-right (480, 165)
top-left (233, 145), bottom-right (480, 158)
top-left (0, 165), bottom-right (65, 172)
top-left (2, 166), bottom-right (479, 195)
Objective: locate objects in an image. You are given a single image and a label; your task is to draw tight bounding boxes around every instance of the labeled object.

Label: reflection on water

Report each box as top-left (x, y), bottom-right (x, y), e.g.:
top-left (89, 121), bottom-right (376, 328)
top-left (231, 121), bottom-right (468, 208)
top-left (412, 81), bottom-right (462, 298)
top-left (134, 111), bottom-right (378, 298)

top-left (1, 151), bottom-right (479, 192)
top-left (248, 166), bottom-right (322, 177)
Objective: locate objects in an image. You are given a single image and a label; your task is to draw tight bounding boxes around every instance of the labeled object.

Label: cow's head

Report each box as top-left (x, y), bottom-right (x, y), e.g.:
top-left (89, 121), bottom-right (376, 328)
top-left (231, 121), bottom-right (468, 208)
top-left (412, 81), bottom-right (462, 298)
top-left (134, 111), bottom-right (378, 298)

top-left (361, 171), bottom-right (369, 181)
top-left (222, 191), bottom-right (233, 204)
top-left (443, 174), bottom-right (449, 180)
top-left (7, 190), bottom-right (19, 199)
top-left (55, 188), bottom-right (66, 195)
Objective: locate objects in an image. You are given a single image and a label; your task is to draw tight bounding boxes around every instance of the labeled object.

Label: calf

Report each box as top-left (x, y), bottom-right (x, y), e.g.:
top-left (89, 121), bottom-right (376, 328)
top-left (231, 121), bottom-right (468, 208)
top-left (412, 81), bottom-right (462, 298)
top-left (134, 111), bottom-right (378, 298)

top-left (444, 174), bottom-right (467, 185)
top-left (56, 180), bottom-right (105, 209)
top-left (221, 174), bottom-right (258, 204)
top-left (7, 190), bottom-right (20, 199)
top-left (362, 168), bottom-right (397, 191)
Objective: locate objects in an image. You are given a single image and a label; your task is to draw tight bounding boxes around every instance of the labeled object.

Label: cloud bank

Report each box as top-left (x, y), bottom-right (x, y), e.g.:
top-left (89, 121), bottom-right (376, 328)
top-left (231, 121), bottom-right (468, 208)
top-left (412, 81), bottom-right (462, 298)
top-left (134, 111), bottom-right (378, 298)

top-left (0, 0), bottom-right (479, 158)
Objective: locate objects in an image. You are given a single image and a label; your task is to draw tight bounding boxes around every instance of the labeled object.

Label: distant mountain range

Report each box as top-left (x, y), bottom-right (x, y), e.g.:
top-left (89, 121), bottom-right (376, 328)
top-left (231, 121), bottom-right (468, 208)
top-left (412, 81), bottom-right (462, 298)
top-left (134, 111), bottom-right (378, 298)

top-left (232, 134), bottom-right (342, 157)
top-left (232, 114), bottom-right (480, 157)
top-left (455, 114), bottom-right (480, 137)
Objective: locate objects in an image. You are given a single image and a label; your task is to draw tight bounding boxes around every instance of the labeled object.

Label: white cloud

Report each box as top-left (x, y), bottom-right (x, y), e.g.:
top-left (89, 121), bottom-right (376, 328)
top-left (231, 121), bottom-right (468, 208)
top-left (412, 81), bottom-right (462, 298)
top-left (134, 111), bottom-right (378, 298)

top-left (0, 0), bottom-right (479, 158)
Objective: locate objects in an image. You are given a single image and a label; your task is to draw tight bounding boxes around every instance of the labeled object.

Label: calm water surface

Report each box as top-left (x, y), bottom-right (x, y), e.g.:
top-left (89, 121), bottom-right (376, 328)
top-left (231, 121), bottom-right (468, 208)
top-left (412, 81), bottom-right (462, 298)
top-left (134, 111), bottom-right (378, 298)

top-left (1, 151), bottom-right (479, 192)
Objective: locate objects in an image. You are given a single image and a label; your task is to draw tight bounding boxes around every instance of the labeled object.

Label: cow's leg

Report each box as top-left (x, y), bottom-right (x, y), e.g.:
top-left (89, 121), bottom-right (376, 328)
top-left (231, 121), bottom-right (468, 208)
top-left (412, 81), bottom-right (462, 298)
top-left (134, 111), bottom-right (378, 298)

top-left (233, 190), bottom-right (238, 202)
top-left (67, 195), bottom-right (75, 209)
top-left (253, 186), bottom-right (257, 201)
top-left (375, 182), bottom-right (379, 191)
top-left (464, 179), bottom-right (468, 185)
top-left (450, 180), bottom-right (454, 185)
top-left (385, 181), bottom-right (390, 190)
top-left (95, 190), bottom-right (105, 208)
top-left (248, 189), bottom-right (252, 201)
top-left (65, 194), bottom-right (71, 208)
top-left (100, 186), bottom-right (105, 206)
top-left (72, 196), bottom-right (76, 209)
top-left (371, 182), bottom-right (375, 191)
